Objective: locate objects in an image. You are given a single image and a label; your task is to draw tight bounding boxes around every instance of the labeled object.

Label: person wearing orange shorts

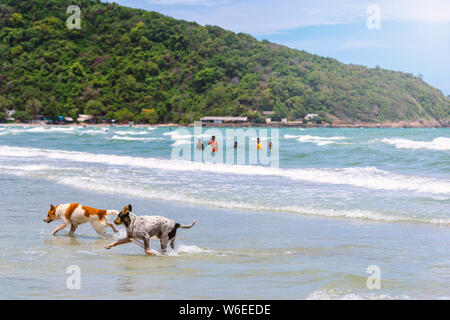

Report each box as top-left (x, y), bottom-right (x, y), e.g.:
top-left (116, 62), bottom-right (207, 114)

top-left (208, 136), bottom-right (218, 152)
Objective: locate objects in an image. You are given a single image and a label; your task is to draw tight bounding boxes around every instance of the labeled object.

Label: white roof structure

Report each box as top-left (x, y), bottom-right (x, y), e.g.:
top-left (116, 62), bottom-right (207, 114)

top-left (200, 116), bottom-right (248, 122)
top-left (304, 113), bottom-right (319, 119)
top-left (77, 114), bottom-right (94, 122)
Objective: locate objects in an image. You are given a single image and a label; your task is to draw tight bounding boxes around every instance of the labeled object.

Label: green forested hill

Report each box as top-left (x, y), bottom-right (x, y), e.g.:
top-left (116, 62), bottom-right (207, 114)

top-left (0, 0), bottom-right (449, 124)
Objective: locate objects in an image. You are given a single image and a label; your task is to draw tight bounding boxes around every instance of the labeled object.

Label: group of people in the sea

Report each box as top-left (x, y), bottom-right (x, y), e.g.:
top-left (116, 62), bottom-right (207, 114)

top-left (196, 136), bottom-right (272, 152)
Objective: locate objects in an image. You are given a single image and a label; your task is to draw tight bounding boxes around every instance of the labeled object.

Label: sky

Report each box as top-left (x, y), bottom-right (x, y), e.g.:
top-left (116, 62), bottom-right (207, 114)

top-left (113, 0), bottom-right (450, 95)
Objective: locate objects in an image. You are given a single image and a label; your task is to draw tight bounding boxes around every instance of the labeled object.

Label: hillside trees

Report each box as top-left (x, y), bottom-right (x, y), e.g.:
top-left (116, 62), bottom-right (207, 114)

top-left (0, 0), bottom-right (447, 124)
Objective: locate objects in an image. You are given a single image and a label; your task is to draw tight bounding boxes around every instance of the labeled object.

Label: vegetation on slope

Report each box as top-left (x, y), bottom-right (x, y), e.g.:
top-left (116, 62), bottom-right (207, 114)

top-left (0, 0), bottom-right (449, 124)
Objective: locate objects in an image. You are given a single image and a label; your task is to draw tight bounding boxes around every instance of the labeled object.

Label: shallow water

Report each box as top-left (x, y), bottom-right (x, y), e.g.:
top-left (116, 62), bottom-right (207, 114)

top-left (0, 125), bottom-right (449, 299)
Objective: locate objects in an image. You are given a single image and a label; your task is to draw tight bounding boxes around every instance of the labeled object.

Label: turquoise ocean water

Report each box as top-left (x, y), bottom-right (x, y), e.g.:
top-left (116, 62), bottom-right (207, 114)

top-left (0, 125), bottom-right (449, 299)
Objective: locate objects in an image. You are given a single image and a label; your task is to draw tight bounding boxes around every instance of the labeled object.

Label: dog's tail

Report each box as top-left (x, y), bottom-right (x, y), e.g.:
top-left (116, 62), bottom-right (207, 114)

top-left (179, 219), bottom-right (197, 229)
top-left (106, 209), bottom-right (119, 215)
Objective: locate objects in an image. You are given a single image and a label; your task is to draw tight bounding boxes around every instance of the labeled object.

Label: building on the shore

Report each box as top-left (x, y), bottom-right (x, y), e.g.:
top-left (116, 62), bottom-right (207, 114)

top-left (6, 109), bottom-right (15, 121)
top-left (263, 111), bottom-right (275, 123)
top-left (200, 116), bottom-right (248, 124)
top-left (304, 113), bottom-right (319, 121)
top-left (57, 116), bottom-right (74, 123)
top-left (77, 114), bottom-right (95, 123)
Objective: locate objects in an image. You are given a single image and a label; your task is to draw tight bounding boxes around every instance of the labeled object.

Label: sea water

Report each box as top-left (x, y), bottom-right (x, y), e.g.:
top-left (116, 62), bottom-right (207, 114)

top-left (0, 125), bottom-right (449, 299)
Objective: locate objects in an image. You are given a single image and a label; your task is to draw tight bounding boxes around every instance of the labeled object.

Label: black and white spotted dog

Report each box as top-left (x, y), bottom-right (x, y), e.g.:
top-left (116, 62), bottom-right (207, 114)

top-left (105, 204), bottom-right (197, 255)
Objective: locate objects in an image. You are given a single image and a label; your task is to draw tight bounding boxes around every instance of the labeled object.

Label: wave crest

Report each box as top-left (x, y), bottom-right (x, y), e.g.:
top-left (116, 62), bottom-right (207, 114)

top-left (379, 137), bottom-right (450, 151)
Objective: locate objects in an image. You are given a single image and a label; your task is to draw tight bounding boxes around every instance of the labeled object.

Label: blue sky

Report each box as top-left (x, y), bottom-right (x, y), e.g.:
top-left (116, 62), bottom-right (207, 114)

top-left (113, 0), bottom-right (450, 95)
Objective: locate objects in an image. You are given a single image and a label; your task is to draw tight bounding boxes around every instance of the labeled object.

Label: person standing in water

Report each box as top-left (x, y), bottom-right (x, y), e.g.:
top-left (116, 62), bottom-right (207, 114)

top-left (196, 138), bottom-right (204, 150)
top-left (208, 136), bottom-right (218, 152)
top-left (256, 137), bottom-right (263, 150)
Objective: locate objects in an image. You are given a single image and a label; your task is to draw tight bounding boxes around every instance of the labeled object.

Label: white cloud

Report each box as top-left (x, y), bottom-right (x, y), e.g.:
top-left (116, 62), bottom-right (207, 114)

top-left (381, 0), bottom-right (450, 24)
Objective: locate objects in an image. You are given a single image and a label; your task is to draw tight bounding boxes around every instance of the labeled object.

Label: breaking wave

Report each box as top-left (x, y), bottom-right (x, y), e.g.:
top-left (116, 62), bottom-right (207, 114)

top-left (1, 145), bottom-right (449, 196)
top-left (284, 134), bottom-right (348, 146)
top-left (111, 135), bottom-right (163, 142)
top-left (1, 157), bottom-right (449, 225)
top-left (378, 137), bottom-right (450, 151)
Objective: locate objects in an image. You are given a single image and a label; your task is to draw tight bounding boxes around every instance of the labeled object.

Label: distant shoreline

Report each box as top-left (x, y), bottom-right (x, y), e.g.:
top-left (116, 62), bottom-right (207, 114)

top-left (0, 120), bottom-right (447, 128)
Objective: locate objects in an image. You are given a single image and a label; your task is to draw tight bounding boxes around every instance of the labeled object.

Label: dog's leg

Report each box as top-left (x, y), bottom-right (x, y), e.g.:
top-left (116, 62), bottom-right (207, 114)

top-left (144, 238), bottom-right (155, 256)
top-left (51, 223), bottom-right (68, 236)
top-left (170, 238), bottom-right (175, 250)
top-left (105, 238), bottom-right (131, 249)
top-left (69, 224), bottom-right (78, 235)
top-left (91, 221), bottom-right (106, 236)
top-left (106, 222), bottom-right (118, 233)
top-left (160, 237), bottom-right (169, 255)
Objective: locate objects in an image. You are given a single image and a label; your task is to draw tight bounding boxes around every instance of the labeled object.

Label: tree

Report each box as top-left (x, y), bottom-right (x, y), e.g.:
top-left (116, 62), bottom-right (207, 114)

top-left (8, 12), bottom-right (23, 26)
top-left (69, 108), bottom-right (79, 123)
top-left (0, 0), bottom-right (448, 125)
top-left (84, 100), bottom-right (104, 117)
top-left (14, 110), bottom-right (31, 122)
top-left (25, 99), bottom-right (41, 120)
top-left (193, 68), bottom-right (219, 92)
top-left (69, 61), bottom-right (85, 78)
top-left (10, 45), bottom-right (23, 56)
top-left (137, 108), bottom-right (159, 124)
top-left (114, 108), bottom-right (134, 122)
top-left (285, 96), bottom-right (306, 119)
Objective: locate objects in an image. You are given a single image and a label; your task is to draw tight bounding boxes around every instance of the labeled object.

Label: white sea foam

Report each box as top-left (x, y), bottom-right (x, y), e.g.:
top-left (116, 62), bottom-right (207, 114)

top-left (27, 127), bottom-right (77, 133)
top-left (0, 126), bottom-right (109, 135)
top-left (110, 229), bottom-right (212, 255)
top-left (306, 288), bottom-right (410, 300)
top-left (75, 128), bottom-right (109, 135)
top-left (163, 131), bottom-right (194, 146)
top-left (111, 135), bottom-right (163, 142)
top-left (0, 128), bottom-right (29, 135)
top-left (284, 134), bottom-right (301, 139)
top-left (114, 131), bottom-right (148, 136)
top-left (168, 244), bottom-right (215, 256)
top-left (163, 131), bottom-right (192, 139)
top-left (2, 162), bottom-right (449, 225)
top-left (378, 137), bottom-right (450, 151)
top-left (284, 134), bottom-right (347, 146)
top-left (0, 165), bottom-right (450, 225)
top-left (171, 139), bottom-right (192, 147)
top-left (0, 145), bottom-right (449, 196)
top-left (0, 164), bottom-right (54, 171)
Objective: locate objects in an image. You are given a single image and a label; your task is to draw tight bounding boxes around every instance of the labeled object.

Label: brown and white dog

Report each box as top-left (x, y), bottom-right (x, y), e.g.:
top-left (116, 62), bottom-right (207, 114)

top-left (44, 203), bottom-right (119, 236)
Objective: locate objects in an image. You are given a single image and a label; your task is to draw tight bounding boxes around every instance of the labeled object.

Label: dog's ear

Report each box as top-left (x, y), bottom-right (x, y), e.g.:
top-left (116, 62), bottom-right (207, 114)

top-left (128, 204), bottom-right (132, 212)
top-left (50, 204), bottom-right (55, 211)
